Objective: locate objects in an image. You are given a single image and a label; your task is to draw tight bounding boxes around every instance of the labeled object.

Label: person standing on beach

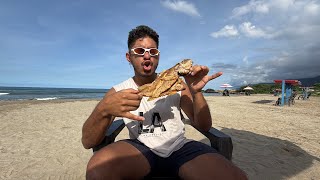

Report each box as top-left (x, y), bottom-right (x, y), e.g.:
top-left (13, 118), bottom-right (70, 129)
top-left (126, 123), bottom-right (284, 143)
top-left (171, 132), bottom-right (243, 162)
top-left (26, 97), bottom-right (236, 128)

top-left (82, 25), bottom-right (247, 180)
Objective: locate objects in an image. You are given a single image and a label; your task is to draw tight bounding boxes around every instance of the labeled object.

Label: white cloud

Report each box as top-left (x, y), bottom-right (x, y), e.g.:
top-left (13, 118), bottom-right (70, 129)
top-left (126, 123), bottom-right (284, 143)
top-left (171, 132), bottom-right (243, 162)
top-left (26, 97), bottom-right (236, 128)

top-left (231, 0), bottom-right (270, 18)
top-left (231, 4), bottom-right (251, 17)
top-left (243, 56), bottom-right (249, 65)
top-left (304, 1), bottom-right (320, 15)
top-left (231, 0), bottom-right (319, 19)
top-left (227, 0), bottom-right (320, 41)
top-left (211, 22), bottom-right (273, 39)
top-left (239, 22), bottom-right (271, 38)
top-left (161, 0), bottom-right (201, 17)
top-left (210, 25), bottom-right (239, 38)
top-left (273, 0), bottom-right (294, 11)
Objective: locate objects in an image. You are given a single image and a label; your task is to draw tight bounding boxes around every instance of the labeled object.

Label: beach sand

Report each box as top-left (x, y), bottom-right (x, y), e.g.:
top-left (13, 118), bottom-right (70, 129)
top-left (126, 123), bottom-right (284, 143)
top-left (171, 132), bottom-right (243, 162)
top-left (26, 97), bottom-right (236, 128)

top-left (0, 95), bottom-right (319, 179)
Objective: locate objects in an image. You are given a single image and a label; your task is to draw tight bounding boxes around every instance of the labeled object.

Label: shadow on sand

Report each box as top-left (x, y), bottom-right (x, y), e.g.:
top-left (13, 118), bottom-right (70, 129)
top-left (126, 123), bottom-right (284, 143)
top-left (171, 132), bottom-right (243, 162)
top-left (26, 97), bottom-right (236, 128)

top-left (200, 128), bottom-right (319, 179)
top-left (252, 100), bottom-right (274, 104)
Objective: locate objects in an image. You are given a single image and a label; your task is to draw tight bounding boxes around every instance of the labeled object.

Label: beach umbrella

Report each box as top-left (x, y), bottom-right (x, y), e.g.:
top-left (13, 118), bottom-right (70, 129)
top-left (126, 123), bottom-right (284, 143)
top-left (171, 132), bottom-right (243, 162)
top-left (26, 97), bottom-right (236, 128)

top-left (220, 83), bottom-right (233, 88)
top-left (243, 86), bottom-right (254, 90)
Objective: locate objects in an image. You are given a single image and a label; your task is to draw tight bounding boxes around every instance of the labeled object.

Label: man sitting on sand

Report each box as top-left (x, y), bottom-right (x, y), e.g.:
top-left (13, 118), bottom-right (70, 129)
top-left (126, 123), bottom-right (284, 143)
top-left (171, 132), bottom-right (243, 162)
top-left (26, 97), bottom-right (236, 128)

top-left (81, 25), bottom-right (247, 180)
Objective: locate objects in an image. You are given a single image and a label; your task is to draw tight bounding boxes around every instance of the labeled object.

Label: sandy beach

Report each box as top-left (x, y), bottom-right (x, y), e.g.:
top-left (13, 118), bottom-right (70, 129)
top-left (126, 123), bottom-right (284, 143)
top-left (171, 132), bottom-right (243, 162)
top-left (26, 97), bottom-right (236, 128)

top-left (0, 94), bottom-right (319, 180)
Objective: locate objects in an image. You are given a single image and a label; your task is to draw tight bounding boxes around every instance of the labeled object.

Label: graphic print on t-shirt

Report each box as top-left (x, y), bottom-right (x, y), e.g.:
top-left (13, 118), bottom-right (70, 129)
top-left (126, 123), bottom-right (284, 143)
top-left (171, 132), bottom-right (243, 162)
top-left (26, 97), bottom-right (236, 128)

top-left (138, 112), bottom-right (166, 134)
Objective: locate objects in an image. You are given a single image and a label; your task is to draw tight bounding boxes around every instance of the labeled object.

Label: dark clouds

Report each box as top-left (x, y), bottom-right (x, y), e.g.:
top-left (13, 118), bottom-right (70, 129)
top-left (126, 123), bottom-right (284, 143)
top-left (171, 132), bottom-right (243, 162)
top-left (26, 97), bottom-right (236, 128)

top-left (215, 42), bottom-right (320, 87)
top-left (211, 0), bottom-right (320, 87)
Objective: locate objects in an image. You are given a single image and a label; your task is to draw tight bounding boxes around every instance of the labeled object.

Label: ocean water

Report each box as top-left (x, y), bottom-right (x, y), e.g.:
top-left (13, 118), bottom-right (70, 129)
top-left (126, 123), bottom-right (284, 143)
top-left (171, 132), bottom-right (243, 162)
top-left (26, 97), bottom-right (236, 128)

top-left (0, 86), bottom-right (109, 101)
top-left (0, 86), bottom-right (224, 101)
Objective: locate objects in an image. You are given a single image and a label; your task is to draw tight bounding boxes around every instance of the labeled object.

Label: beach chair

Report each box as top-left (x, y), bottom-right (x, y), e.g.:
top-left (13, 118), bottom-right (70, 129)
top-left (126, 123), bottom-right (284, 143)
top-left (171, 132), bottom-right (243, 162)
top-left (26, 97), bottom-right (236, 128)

top-left (288, 92), bottom-right (297, 106)
top-left (307, 92), bottom-right (311, 99)
top-left (92, 117), bottom-right (233, 179)
top-left (275, 92), bottom-right (297, 106)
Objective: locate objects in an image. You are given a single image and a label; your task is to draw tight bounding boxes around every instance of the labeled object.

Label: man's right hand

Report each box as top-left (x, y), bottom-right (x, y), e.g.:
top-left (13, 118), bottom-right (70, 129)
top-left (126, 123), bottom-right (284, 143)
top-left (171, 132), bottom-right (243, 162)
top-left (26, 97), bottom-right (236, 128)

top-left (99, 88), bottom-right (145, 121)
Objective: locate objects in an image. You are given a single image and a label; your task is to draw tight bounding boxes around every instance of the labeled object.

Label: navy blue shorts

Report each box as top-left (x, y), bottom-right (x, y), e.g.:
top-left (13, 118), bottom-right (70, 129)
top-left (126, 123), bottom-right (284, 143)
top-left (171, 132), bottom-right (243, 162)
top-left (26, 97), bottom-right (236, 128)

top-left (121, 139), bottom-right (218, 177)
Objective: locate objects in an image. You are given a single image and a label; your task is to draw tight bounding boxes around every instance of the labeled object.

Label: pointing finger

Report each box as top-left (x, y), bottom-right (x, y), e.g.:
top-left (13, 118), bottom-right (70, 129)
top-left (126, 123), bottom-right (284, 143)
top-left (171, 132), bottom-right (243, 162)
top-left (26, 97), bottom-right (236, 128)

top-left (123, 112), bottom-right (145, 121)
top-left (208, 72), bottom-right (223, 81)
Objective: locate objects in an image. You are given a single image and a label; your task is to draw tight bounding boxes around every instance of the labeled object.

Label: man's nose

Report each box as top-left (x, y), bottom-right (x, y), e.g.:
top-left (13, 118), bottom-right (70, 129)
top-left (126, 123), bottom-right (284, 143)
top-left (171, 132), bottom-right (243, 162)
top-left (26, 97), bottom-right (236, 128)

top-left (144, 51), bottom-right (151, 59)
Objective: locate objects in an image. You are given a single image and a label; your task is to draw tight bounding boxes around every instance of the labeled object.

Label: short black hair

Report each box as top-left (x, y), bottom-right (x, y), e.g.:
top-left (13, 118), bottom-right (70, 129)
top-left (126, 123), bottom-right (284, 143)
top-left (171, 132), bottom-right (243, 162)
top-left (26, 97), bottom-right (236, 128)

top-left (127, 25), bottom-right (159, 50)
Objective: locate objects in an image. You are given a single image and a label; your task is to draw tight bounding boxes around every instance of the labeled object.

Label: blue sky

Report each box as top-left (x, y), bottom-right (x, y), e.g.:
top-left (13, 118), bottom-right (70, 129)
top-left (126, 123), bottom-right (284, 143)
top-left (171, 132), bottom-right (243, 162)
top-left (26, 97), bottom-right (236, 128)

top-left (1, 0), bottom-right (319, 89)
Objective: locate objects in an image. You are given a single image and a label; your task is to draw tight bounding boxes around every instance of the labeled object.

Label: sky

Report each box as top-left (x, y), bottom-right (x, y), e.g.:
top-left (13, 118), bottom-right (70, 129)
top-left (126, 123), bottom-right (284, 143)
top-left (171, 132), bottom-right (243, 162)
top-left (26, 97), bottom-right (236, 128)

top-left (0, 0), bottom-right (319, 89)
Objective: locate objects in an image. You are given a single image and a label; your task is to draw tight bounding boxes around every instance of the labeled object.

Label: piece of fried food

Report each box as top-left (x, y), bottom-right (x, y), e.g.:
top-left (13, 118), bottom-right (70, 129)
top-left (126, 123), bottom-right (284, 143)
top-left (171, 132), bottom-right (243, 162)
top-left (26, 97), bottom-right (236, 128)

top-left (138, 59), bottom-right (193, 101)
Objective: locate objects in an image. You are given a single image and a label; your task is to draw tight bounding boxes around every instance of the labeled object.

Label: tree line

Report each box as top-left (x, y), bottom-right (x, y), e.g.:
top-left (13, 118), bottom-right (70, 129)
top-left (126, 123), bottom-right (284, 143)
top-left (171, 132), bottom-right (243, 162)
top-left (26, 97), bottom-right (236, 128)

top-left (204, 83), bottom-right (320, 96)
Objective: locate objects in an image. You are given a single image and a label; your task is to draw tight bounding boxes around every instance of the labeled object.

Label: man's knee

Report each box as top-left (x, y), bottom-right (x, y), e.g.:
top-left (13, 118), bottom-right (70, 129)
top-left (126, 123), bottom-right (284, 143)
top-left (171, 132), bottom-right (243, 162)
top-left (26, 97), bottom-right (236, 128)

top-left (86, 168), bottom-right (109, 180)
top-left (210, 154), bottom-right (248, 180)
top-left (85, 141), bottom-right (151, 180)
top-left (179, 153), bottom-right (248, 180)
top-left (86, 158), bottom-right (117, 180)
top-left (235, 168), bottom-right (248, 180)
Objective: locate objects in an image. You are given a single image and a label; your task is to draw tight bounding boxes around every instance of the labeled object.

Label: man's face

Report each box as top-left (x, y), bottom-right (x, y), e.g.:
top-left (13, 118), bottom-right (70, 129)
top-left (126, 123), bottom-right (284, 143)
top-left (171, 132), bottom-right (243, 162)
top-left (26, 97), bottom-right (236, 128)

top-left (126, 36), bottom-right (159, 77)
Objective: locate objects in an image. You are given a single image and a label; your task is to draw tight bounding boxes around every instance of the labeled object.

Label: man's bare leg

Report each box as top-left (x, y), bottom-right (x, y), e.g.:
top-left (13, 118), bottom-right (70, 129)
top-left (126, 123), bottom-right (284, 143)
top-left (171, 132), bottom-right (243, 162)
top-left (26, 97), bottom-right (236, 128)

top-left (86, 141), bottom-right (151, 180)
top-left (178, 153), bottom-right (248, 180)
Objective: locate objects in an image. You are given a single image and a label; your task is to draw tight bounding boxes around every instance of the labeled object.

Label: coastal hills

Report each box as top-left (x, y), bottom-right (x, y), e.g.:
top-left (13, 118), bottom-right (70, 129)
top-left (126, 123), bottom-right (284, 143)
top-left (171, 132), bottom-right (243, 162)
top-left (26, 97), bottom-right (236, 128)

top-left (204, 75), bottom-right (320, 95)
top-left (297, 75), bottom-right (320, 87)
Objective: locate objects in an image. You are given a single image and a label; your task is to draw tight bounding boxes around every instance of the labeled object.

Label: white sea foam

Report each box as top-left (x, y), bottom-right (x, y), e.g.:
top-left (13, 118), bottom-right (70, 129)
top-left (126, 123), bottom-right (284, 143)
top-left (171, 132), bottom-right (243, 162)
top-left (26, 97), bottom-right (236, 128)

top-left (35, 97), bottom-right (58, 101)
top-left (0, 93), bottom-right (9, 95)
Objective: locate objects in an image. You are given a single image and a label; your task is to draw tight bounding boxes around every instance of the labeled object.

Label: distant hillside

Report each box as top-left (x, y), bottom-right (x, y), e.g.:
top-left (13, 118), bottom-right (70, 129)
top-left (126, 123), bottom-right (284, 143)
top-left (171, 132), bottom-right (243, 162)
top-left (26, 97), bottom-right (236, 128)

top-left (203, 76), bottom-right (320, 94)
top-left (298, 75), bottom-right (320, 87)
top-left (253, 75), bottom-right (320, 87)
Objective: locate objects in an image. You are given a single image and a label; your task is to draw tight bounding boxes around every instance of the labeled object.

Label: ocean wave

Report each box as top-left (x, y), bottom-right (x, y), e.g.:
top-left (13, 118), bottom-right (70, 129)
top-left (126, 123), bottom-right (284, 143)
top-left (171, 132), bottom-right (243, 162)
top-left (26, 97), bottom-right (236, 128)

top-left (35, 97), bottom-right (58, 101)
top-left (0, 93), bottom-right (9, 95)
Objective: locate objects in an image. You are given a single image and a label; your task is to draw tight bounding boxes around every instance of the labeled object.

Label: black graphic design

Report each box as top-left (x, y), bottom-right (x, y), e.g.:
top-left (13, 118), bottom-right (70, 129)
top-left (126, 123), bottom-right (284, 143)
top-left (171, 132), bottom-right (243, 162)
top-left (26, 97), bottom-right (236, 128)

top-left (138, 112), bottom-right (166, 134)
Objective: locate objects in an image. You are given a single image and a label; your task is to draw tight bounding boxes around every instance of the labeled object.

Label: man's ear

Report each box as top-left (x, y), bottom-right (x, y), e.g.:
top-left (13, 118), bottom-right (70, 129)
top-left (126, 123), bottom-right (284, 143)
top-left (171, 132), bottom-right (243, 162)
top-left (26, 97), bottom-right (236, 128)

top-left (126, 52), bottom-right (131, 63)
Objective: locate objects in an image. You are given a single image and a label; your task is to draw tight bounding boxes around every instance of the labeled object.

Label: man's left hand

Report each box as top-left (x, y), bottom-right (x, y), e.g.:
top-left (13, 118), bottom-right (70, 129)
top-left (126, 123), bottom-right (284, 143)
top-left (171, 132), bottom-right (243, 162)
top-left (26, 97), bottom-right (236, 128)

top-left (184, 65), bottom-right (223, 94)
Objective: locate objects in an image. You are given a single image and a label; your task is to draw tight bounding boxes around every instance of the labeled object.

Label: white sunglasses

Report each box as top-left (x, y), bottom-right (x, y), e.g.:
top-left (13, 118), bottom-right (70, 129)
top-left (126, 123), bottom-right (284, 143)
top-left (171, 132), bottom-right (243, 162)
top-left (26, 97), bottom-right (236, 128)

top-left (130, 47), bottom-right (160, 56)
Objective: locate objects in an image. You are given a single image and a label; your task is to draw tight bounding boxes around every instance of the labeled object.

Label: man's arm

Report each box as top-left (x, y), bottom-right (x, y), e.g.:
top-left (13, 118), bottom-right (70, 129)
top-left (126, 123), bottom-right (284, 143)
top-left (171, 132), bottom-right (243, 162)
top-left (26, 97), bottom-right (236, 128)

top-left (82, 89), bottom-right (116, 149)
top-left (181, 85), bottom-right (212, 131)
top-left (81, 88), bottom-right (144, 149)
top-left (181, 65), bottom-right (222, 132)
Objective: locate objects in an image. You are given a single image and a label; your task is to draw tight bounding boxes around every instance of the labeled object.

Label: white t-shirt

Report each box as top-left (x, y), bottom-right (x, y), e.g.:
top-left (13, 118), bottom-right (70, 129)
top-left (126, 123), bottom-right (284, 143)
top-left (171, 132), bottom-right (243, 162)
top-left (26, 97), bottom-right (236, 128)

top-left (113, 78), bottom-right (191, 157)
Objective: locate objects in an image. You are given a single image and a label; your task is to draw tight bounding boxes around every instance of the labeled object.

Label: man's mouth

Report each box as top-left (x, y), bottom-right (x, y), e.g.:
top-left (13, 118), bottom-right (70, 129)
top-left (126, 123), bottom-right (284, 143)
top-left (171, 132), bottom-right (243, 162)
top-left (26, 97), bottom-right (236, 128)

top-left (143, 61), bottom-right (152, 71)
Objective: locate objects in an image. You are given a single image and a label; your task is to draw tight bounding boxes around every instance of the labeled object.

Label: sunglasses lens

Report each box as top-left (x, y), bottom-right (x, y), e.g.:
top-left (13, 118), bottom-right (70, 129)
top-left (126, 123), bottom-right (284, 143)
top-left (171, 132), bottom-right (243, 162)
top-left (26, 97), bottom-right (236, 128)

top-left (150, 49), bottom-right (159, 56)
top-left (132, 48), bottom-right (159, 56)
top-left (133, 48), bottom-right (145, 55)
